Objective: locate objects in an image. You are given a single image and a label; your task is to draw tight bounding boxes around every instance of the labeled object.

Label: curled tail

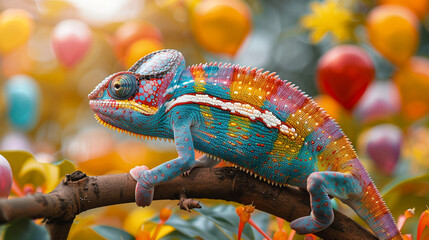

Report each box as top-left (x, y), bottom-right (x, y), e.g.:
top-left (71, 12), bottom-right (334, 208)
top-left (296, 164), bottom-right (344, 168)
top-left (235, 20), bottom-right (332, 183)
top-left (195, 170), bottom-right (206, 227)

top-left (345, 159), bottom-right (402, 240)
top-left (290, 158), bottom-right (402, 240)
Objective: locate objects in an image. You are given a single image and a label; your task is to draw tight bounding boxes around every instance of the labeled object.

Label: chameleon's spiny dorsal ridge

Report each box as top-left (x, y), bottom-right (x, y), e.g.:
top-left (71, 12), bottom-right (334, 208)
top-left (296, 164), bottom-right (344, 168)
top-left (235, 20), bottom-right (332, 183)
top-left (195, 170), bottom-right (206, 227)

top-left (89, 49), bottom-right (402, 240)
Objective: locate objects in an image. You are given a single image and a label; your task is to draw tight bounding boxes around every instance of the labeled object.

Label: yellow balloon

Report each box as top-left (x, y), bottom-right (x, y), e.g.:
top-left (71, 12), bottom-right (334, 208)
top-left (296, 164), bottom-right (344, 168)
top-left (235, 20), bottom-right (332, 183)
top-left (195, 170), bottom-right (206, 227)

top-left (191, 0), bottom-right (251, 56)
top-left (124, 38), bottom-right (164, 69)
top-left (0, 9), bottom-right (33, 54)
top-left (366, 5), bottom-right (419, 66)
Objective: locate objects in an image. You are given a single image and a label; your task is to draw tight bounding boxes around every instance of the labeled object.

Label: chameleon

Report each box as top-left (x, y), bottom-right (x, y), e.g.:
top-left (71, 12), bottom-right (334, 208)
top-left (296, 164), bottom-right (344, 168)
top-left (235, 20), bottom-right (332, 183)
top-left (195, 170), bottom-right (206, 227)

top-left (88, 49), bottom-right (402, 239)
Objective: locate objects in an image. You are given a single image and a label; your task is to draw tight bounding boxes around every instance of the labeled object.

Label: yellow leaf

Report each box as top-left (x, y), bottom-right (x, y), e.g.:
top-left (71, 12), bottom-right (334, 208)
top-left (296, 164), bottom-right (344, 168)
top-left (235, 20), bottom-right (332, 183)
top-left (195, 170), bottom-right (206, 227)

top-left (123, 207), bottom-right (157, 236)
top-left (0, 151), bottom-right (75, 193)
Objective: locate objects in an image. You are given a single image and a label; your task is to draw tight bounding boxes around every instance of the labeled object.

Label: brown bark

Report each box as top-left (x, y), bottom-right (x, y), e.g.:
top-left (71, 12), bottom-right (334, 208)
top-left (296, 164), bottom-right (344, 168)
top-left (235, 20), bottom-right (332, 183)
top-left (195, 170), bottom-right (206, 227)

top-left (0, 167), bottom-right (377, 240)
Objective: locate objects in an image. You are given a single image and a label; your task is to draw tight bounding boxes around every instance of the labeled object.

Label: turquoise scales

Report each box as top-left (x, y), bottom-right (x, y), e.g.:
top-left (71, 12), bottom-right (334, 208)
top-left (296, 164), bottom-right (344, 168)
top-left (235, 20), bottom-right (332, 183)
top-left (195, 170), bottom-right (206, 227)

top-left (88, 49), bottom-right (402, 239)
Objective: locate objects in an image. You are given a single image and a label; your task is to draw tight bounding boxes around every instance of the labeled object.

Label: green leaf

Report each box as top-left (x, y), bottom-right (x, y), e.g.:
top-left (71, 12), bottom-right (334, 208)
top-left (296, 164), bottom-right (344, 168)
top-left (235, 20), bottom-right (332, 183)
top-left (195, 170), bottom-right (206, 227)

top-left (0, 224), bottom-right (7, 233)
top-left (159, 230), bottom-right (195, 240)
top-left (4, 218), bottom-right (49, 240)
top-left (158, 214), bottom-right (221, 239)
top-left (196, 204), bottom-right (256, 240)
top-left (158, 204), bottom-right (269, 240)
top-left (91, 225), bottom-right (135, 240)
top-left (381, 173), bottom-right (429, 217)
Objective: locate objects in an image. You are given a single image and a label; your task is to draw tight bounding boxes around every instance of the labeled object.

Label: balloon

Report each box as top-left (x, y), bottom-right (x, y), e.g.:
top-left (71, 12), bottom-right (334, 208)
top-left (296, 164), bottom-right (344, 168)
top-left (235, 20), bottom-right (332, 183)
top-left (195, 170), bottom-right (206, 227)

top-left (191, 0), bottom-right (251, 56)
top-left (404, 126), bottom-right (429, 169)
top-left (0, 9), bottom-right (33, 54)
top-left (4, 75), bottom-right (41, 132)
top-left (124, 38), bottom-right (164, 69)
top-left (0, 46), bottom-right (31, 77)
top-left (0, 154), bottom-right (12, 198)
top-left (51, 19), bottom-right (92, 68)
top-left (316, 45), bottom-right (375, 110)
top-left (0, 132), bottom-right (33, 152)
top-left (393, 57), bottom-right (429, 121)
top-left (379, 0), bottom-right (428, 20)
top-left (364, 124), bottom-right (403, 175)
top-left (366, 5), bottom-right (419, 66)
top-left (354, 81), bottom-right (401, 123)
top-left (113, 21), bottom-right (162, 64)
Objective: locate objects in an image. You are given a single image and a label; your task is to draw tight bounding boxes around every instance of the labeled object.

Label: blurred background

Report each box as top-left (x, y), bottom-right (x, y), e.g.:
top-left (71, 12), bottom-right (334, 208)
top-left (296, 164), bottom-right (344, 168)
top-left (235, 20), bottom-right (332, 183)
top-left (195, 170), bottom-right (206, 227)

top-left (1, 0), bottom-right (429, 239)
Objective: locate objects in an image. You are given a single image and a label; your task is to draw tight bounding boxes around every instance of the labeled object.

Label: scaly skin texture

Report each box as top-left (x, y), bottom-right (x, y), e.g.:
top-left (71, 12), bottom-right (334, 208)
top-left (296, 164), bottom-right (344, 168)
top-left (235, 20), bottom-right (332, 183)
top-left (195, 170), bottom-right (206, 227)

top-left (89, 49), bottom-right (402, 240)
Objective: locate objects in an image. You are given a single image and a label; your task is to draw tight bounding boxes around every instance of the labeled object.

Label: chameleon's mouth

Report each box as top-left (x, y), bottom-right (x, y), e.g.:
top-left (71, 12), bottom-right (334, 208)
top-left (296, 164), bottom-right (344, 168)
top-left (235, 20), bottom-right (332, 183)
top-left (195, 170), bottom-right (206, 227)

top-left (89, 99), bottom-right (158, 115)
top-left (93, 113), bottom-right (170, 141)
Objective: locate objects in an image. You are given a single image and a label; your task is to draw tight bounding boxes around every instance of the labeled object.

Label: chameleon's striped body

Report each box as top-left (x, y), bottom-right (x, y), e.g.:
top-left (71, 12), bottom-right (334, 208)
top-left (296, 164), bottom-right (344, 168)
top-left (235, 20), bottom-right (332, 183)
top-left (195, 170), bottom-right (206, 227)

top-left (89, 50), bottom-right (402, 239)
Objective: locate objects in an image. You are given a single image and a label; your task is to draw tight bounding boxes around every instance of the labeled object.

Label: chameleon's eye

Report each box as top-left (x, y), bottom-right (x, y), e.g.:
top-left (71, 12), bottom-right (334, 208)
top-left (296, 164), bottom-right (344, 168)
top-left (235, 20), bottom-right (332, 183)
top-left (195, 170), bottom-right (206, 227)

top-left (108, 74), bottom-right (137, 100)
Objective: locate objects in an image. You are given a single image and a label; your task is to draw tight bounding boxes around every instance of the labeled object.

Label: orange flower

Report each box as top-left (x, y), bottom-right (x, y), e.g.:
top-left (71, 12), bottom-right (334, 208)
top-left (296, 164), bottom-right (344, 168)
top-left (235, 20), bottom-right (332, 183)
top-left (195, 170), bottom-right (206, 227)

top-left (236, 205), bottom-right (271, 240)
top-left (417, 210), bottom-right (429, 240)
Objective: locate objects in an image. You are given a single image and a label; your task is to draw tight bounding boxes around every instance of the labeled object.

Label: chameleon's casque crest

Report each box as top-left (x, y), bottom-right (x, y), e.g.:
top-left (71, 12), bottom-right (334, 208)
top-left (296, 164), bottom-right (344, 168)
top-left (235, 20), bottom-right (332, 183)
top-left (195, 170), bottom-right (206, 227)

top-left (88, 49), bottom-right (185, 115)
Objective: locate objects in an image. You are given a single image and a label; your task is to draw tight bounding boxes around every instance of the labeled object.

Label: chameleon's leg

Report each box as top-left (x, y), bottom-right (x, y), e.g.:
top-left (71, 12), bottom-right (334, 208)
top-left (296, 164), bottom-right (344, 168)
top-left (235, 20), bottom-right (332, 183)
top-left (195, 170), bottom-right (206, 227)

top-left (290, 171), bottom-right (361, 234)
top-left (182, 154), bottom-right (219, 176)
top-left (193, 154), bottom-right (219, 168)
top-left (130, 118), bottom-right (195, 207)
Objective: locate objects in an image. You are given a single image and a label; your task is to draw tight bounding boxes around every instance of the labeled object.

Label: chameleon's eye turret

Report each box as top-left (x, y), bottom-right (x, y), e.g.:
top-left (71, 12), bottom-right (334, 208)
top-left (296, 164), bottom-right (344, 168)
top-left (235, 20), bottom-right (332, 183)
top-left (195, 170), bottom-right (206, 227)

top-left (108, 74), bottom-right (137, 100)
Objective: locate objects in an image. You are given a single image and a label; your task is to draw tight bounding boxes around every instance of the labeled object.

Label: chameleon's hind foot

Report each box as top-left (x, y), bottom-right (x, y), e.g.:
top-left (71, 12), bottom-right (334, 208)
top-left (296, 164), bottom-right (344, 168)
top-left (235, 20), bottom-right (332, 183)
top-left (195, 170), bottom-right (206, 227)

top-left (290, 215), bottom-right (331, 235)
top-left (181, 154), bottom-right (219, 177)
top-left (130, 165), bottom-right (154, 207)
top-left (290, 171), bottom-right (361, 235)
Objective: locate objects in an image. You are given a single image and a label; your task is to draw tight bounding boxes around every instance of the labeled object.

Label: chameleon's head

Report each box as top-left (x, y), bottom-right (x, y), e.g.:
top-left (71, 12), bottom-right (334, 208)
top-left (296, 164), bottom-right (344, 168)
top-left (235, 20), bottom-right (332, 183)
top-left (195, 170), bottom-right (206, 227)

top-left (88, 49), bottom-right (185, 134)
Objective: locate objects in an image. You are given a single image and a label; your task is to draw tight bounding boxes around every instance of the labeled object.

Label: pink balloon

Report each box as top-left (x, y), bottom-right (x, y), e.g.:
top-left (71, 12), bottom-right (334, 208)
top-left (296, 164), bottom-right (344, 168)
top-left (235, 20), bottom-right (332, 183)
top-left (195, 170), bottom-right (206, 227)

top-left (365, 124), bottom-right (402, 175)
top-left (0, 154), bottom-right (12, 198)
top-left (51, 19), bottom-right (92, 68)
top-left (354, 81), bottom-right (401, 123)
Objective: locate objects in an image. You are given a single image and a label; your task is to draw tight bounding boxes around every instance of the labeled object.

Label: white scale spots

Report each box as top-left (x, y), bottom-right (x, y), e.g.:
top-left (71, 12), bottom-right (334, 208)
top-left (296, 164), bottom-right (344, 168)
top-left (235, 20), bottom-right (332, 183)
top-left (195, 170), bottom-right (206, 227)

top-left (165, 94), bottom-right (297, 137)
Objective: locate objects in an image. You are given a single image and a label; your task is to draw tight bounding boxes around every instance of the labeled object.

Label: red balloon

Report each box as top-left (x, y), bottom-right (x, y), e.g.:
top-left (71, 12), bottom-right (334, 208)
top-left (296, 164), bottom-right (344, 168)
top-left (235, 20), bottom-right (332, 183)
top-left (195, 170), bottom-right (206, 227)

top-left (317, 45), bottom-right (375, 110)
top-left (51, 19), bottom-right (92, 68)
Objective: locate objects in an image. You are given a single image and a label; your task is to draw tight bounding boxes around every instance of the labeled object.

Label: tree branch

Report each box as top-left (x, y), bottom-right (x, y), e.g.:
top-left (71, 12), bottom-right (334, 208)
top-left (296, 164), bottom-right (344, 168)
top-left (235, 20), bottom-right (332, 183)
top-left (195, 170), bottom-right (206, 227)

top-left (0, 168), bottom-right (377, 240)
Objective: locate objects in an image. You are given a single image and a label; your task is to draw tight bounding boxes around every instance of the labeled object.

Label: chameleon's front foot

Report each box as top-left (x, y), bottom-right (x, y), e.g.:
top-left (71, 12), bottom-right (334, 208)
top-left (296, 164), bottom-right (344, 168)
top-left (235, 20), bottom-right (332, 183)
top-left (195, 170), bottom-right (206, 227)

top-left (130, 166), bottom-right (154, 207)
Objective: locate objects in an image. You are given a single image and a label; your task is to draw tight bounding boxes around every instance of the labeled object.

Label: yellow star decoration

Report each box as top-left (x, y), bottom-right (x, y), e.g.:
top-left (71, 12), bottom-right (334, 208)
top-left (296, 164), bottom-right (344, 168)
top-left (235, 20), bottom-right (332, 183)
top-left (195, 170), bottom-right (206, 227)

top-left (301, 0), bottom-right (355, 43)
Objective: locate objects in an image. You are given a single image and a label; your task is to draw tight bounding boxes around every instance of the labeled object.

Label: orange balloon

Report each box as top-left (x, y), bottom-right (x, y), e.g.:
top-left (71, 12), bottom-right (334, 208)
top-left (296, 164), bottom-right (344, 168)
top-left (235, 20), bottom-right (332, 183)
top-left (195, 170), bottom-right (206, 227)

top-left (191, 0), bottom-right (251, 56)
top-left (393, 57), bottom-right (429, 121)
top-left (124, 38), bottom-right (164, 69)
top-left (379, 0), bottom-right (429, 20)
top-left (1, 46), bottom-right (32, 77)
top-left (313, 94), bottom-right (342, 120)
top-left (366, 5), bottom-right (419, 66)
top-left (113, 21), bottom-right (163, 62)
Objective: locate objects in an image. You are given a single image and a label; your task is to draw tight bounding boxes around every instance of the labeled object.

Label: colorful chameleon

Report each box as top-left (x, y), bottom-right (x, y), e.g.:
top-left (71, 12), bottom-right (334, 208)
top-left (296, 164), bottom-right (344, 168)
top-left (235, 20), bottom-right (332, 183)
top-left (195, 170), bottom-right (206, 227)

top-left (88, 49), bottom-right (402, 239)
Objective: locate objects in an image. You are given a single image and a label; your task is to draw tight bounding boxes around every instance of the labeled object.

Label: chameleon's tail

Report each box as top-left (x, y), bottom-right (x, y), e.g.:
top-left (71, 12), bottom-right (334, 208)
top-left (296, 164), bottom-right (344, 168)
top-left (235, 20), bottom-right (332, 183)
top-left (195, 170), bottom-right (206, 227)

top-left (345, 160), bottom-right (403, 240)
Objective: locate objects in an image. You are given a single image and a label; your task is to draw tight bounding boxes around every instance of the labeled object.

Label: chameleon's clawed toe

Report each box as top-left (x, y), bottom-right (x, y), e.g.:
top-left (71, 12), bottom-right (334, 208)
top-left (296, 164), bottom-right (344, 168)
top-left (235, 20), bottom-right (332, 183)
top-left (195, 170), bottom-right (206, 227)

top-left (181, 170), bottom-right (192, 177)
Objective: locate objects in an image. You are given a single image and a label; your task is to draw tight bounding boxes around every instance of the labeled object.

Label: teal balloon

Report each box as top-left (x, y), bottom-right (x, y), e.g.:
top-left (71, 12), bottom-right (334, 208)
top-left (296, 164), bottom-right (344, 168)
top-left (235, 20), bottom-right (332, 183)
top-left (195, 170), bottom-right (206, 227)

top-left (5, 75), bottom-right (41, 132)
